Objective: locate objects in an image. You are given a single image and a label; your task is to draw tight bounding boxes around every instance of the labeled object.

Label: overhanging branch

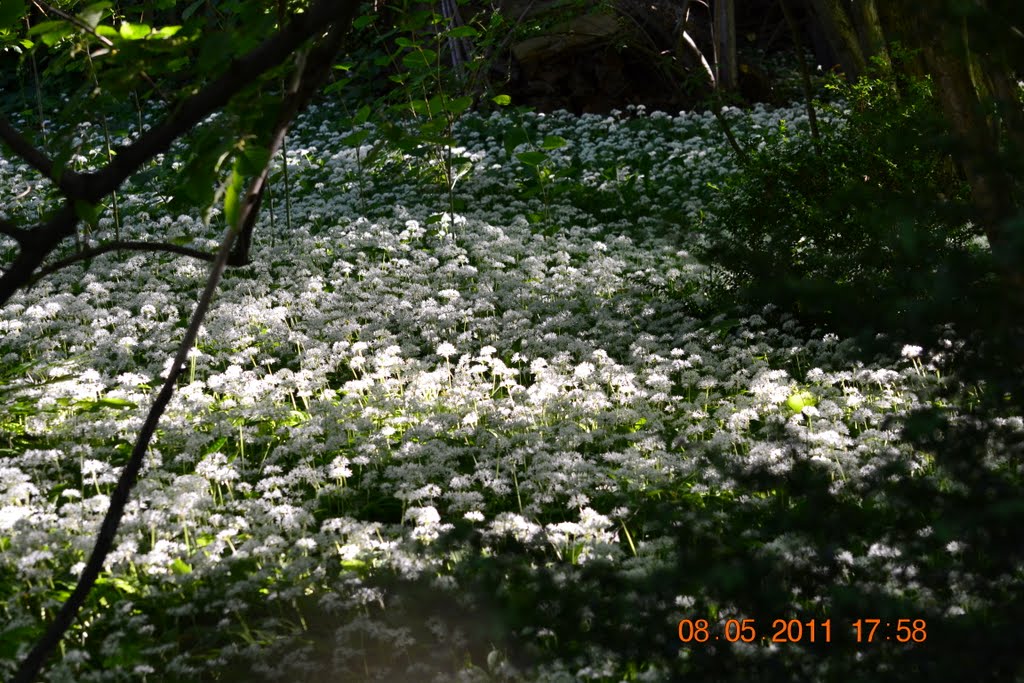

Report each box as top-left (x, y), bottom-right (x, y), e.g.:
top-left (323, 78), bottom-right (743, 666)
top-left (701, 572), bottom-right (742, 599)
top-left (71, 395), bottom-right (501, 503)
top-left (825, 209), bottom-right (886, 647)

top-left (0, 218), bottom-right (32, 245)
top-left (30, 240), bottom-right (216, 283)
top-left (0, 117), bottom-right (62, 186)
top-left (0, 0), bottom-right (361, 309)
top-left (75, 0), bottom-right (363, 203)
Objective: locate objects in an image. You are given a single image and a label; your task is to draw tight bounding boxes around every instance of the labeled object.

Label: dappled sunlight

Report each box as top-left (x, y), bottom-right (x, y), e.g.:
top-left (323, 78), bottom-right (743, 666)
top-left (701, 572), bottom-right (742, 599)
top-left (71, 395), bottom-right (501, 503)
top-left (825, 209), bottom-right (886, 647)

top-left (1, 100), bottom-right (1022, 681)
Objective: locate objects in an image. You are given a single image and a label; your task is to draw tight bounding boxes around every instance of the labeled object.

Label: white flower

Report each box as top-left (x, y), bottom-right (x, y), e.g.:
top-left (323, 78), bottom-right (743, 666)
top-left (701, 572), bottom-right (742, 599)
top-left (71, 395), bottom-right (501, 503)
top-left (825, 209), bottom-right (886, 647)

top-left (405, 506), bottom-right (441, 526)
top-left (574, 362), bottom-right (595, 380)
top-left (901, 344), bottom-right (923, 359)
top-left (196, 452), bottom-right (239, 484)
top-left (867, 543), bottom-right (901, 559)
top-left (437, 342), bottom-right (457, 358)
top-left (328, 456), bottom-right (352, 480)
top-left (0, 506), bottom-right (31, 530)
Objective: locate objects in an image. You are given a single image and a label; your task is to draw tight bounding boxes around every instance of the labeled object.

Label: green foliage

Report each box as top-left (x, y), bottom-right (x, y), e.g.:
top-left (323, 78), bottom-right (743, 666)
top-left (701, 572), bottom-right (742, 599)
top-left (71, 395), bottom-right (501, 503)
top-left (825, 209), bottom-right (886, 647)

top-left (700, 69), bottom-right (982, 331)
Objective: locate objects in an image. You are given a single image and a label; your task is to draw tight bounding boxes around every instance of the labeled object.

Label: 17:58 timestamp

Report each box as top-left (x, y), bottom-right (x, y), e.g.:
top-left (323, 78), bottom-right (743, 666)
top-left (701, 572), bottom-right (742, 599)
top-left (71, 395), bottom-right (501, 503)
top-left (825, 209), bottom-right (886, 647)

top-left (678, 618), bottom-right (927, 644)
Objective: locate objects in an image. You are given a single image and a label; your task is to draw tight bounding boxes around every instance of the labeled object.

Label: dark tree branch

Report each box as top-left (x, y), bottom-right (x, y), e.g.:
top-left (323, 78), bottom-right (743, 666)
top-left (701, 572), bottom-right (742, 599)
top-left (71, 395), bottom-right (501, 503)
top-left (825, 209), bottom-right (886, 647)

top-left (0, 218), bottom-right (31, 245)
top-left (231, 18), bottom-right (354, 266)
top-left (0, 117), bottom-right (63, 185)
top-left (12, 5), bottom-right (359, 681)
top-left (0, 203), bottom-right (78, 304)
top-left (30, 240), bottom-right (216, 282)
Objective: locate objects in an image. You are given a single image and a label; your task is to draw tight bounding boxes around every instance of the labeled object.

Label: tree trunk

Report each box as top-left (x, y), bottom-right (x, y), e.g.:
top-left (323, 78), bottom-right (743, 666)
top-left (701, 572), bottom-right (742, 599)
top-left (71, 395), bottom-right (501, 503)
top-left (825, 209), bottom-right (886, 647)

top-left (851, 0), bottom-right (889, 74)
top-left (713, 0), bottom-right (737, 90)
top-left (893, 5), bottom-right (1024, 293)
top-left (807, 0), bottom-right (867, 78)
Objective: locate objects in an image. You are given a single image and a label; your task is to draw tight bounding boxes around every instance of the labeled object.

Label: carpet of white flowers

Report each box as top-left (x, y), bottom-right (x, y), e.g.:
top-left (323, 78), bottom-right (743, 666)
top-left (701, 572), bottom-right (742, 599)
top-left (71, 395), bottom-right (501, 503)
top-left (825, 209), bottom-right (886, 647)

top-left (1, 100), bottom-right (1022, 682)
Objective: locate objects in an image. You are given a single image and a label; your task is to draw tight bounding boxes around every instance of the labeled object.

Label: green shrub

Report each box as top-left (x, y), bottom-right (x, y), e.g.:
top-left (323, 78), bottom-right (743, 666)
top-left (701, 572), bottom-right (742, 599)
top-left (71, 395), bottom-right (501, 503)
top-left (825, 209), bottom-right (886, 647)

top-left (700, 68), bottom-right (982, 331)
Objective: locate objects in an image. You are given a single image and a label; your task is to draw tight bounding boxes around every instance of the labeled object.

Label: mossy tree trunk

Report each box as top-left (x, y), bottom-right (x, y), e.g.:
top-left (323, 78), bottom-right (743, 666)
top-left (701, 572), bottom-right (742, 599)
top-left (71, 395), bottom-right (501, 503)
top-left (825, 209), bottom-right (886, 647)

top-left (807, 0), bottom-right (867, 78)
top-left (891, 2), bottom-right (1023, 291)
top-left (807, 0), bottom-right (1024, 293)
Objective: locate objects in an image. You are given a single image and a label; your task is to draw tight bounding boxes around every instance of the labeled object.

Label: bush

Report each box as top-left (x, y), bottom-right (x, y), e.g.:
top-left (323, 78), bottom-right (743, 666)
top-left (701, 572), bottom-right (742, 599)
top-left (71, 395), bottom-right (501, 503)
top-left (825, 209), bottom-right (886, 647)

top-left (699, 68), bottom-right (983, 332)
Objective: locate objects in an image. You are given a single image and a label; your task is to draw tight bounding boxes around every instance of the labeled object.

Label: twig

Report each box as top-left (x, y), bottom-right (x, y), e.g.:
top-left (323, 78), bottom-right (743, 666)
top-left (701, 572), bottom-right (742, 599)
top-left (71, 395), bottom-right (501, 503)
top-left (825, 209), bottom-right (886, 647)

top-left (780, 0), bottom-right (822, 155)
top-left (31, 0), bottom-right (115, 48)
top-left (710, 101), bottom-right (748, 163)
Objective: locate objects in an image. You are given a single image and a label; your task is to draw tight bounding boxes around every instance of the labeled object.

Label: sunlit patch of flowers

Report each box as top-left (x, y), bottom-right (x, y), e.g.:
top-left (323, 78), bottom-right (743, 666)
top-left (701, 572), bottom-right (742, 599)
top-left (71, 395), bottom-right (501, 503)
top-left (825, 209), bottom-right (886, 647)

top-left (0, 97), bottom-right (1018, 683)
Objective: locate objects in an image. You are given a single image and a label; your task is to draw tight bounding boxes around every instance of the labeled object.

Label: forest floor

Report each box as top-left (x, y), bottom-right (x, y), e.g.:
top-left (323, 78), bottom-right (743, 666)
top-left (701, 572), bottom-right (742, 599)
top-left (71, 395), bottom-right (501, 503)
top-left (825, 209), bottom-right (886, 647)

top-left (1, 98), bottom-right (1022, 682)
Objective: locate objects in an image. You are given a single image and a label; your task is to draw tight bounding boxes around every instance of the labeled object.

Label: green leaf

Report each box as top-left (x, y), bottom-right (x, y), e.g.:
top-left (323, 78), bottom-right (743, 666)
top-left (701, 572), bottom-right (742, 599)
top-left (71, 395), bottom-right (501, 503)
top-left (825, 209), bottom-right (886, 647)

top-left (541, 135), bottom-right (567, 150)
top-left (353, 104), bottom-right (371, 126)
top-left (448, 95), bottom-right (474, 116)
top-left (492, 94), bottom-right (512, 106)
top-left (181, 0), bottom-right (204, 20)
top-left (0, 627), bottom-right (41, 659)
top-left (0, 0), bottom-right (25, 30)
top-left (342, 129), bottom-right (371, 146)
top-left (170, 558), bottom-right (192, 575)
top-left (516, 151), bottom-right (548, 166)
top-left (238, 144), bottom-right (271, 176)
top-left (710, 317), bottom-right (740, 336)
top-left (78, 2), bottom-right (111, 30)
top-left (28, 20), bottom-right (73, 46)
top-left (73, 200), bottom-right (100, 226)
top-left (409, 98), bottom-right (429, 116)
top-left (198, 30), bottom-right (233, 72)
top-left (352, 13), bottom-right (375, 30)
top-left (95, 397), bottom-right (136, 409)
top-left (503, 128), bottom-right (529, 154)
top-left (27, 19), bottom-right (63, 36)
top-left (427, 95), bottom-right (445, 117)
top-left (401, 48), bottom-right (437, 70)
top-left (118, 22), bottom-right (151, 40)
top-left (223, 159), bottom-right (244, 230)
top-left (786, 390), bottom-right (817, 412)
top-left (323, 77), bottom-right (352, 95)
top-left (150, 25), bottom-right (181, 39)
top-left (447, 25), bottom-right (478, 38)
top-left (98, 576), bottom-right (137, 594)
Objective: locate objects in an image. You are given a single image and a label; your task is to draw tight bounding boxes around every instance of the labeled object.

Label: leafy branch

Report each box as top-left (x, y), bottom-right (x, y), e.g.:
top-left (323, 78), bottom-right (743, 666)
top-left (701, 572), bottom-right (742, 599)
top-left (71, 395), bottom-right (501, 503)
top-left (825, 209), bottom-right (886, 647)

top-left (0, 0), bottom-right (361, 308)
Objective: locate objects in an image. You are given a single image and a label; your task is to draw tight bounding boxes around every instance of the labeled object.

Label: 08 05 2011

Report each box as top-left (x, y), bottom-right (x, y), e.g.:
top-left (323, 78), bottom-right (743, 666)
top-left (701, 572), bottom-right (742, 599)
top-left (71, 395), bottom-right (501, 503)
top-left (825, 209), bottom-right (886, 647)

top-left (677, 618), bottom-right (928, 644)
